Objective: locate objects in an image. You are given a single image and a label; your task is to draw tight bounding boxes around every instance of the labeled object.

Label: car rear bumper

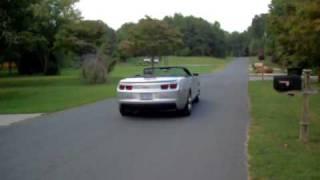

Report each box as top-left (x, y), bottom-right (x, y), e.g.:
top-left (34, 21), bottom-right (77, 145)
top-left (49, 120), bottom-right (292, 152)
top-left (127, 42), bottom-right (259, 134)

top-left (118, 91), bottom-right (179, 104)
top-left (120, 103), bottom-right (177, 111)
top-left (119, 98), bottom-right (177, 104)
top-left (117, 89), bottom-right (188, 110)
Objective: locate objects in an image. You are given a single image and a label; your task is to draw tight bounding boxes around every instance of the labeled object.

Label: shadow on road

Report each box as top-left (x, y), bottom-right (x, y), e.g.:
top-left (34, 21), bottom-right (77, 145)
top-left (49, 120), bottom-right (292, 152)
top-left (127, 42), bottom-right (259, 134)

top-left (120, 99), bottom-right (213, 121)
top-left (122, 111), bottom-right (186, 120)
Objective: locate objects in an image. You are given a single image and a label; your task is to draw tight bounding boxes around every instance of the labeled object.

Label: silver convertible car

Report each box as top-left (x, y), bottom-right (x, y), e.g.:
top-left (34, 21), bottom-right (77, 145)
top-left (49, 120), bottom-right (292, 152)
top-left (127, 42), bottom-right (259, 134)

top-left (117, 66), bottom-right (200, 116)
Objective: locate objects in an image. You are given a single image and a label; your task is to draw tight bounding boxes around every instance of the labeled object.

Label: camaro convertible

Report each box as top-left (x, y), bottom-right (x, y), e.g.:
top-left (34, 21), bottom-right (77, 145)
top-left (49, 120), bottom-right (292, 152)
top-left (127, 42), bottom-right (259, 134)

top-left (117, 66), bottom-right (200, 116)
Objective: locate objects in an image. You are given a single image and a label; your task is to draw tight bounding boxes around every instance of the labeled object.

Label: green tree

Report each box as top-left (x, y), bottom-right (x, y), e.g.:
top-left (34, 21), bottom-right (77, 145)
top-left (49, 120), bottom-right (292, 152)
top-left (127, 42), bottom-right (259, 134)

top-left (27, 0), bottom-right (80, 74)
top-left (0, 0), bottom-right (80, 75)
top-left (55, 20), bottom-right (116, 56)
top-left (116, 23), bottom-right (135, 61)
top-left (116, 23), bottom-right (135, 43)
top-left (268, 0), bottom-right (320, 69)
top-left (248, 14), bottom-right (268, 56)
top-left (0, 0), bottom-right (35, 74)
top-left (164, 14), bottom-right (227, 57)
top-left (121, 17), bottom-right (183, 69)
top-left (226, 31), bottom-right (250, 57)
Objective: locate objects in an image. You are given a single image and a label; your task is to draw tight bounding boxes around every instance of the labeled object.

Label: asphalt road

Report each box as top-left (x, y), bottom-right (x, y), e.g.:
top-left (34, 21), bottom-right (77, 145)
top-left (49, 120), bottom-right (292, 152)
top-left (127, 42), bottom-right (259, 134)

top-left (0, 58), bottom-right (250, 180)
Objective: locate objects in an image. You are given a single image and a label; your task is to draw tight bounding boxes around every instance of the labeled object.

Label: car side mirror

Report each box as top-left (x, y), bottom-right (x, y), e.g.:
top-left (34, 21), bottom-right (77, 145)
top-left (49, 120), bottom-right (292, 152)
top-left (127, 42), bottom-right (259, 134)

top-left (193, 73), bottom-right (199, 76)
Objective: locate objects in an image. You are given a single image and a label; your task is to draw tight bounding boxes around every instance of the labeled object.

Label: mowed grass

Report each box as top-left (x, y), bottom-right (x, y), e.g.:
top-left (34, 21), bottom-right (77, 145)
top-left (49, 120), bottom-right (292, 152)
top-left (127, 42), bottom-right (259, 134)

top-left (120, 56), bottom-right (230, 75)
top-left (160, 56), bottom-right (230, 74)
top-left (249, 81), bottom-right (320, 180)
top-left (0, 56), bottom-right (230, 114)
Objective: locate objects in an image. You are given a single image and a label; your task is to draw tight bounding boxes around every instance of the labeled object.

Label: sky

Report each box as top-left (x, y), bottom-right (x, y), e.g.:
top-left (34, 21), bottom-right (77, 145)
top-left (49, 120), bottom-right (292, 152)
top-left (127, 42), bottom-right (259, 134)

top-left (76, 0), bottom-right (271, 32)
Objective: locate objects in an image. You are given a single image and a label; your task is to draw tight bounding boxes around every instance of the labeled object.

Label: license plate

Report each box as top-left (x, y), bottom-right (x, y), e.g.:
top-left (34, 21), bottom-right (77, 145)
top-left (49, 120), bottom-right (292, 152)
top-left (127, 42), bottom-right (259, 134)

top-left (140, 93), bottom-right (153, 100)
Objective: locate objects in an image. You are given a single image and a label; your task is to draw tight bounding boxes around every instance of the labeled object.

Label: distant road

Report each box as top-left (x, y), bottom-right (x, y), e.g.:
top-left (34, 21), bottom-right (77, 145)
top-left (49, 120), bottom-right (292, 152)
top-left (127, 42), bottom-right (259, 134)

top-left (0, 58), bottom-right (250, 180)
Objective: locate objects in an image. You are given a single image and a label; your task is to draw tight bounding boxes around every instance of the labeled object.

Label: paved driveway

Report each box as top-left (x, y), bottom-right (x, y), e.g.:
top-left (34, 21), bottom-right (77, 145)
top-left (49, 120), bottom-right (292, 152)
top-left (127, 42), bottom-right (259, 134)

top-left (0, 58), bottom-right (250, 180)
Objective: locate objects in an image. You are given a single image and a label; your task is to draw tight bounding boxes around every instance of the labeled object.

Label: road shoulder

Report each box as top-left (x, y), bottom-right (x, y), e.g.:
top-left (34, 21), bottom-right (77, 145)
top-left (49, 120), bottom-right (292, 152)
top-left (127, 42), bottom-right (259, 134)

top-left (0, 114), bottom-right (43, 126)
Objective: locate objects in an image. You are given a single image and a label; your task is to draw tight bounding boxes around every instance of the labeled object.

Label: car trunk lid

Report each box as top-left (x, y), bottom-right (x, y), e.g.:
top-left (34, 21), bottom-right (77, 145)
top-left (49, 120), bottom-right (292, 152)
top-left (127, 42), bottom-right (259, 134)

top-left (119, 77), bottom-right (181, 91)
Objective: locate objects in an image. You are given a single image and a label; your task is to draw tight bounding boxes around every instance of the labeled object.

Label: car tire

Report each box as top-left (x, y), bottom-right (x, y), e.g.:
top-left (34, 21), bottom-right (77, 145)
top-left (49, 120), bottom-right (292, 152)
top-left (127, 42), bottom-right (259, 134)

top-left (194, 94), bottom-right (200, 103)
top-left (180, 93), bottom-right (192, 116)
top-left (119, 105), bottom-right (131, 116)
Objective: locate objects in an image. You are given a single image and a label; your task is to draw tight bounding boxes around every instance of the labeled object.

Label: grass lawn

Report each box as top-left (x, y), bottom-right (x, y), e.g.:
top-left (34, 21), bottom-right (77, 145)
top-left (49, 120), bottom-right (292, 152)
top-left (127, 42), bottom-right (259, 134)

top-left (119, 56), bottom-right (230, 76)
top-left (249, 81), bottom-right (320, 180)
top-left (0, 56), bottom-right (230, 114)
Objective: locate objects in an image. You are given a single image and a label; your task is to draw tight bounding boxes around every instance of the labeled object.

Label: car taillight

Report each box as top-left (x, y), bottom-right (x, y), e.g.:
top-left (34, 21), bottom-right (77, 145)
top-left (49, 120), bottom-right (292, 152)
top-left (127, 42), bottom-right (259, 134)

top-left (119, 85), bottom-right (125, 90)
top-left (161, 83), bottom-right (178, 90)
top-left (170, 83), bottom-right (178, 89)
top-left (126, 85), bottom-right (133, 90)
top-left (161, 84), bottom-right (169, 90)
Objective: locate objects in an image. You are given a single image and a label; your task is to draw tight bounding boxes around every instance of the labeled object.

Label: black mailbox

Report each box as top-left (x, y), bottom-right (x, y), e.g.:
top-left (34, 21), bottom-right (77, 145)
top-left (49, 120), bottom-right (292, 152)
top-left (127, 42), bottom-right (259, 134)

top-left (273, 75), bottom-right (302, 92)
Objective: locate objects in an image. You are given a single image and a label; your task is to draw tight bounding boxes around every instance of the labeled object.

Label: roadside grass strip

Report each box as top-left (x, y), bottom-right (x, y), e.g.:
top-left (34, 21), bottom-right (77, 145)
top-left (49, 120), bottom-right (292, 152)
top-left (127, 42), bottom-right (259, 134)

top-left (249, 81), bottom-right (320, 180)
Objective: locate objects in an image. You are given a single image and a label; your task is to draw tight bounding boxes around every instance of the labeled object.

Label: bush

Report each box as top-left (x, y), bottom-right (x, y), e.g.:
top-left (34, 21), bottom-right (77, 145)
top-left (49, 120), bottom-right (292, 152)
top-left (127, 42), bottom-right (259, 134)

top-left (82, 54), bottom-right (105, 84)
top-left (81, 53), bottom-right (116, 84)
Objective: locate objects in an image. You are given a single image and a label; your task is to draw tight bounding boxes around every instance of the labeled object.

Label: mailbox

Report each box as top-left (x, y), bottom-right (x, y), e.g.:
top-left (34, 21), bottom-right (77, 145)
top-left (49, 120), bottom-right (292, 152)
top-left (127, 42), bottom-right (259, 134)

top-left (273, 75), bottom-right (302, 92)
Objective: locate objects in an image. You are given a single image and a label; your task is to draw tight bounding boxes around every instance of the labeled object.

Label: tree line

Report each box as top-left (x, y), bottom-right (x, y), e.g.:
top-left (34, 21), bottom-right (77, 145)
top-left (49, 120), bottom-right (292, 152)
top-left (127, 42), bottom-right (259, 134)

top-left (0, 0), bottom-right (249, 76)
top-left (236, 0), bottom-right (320, 71)
top-left (1, 0), bottom-right (319, 76)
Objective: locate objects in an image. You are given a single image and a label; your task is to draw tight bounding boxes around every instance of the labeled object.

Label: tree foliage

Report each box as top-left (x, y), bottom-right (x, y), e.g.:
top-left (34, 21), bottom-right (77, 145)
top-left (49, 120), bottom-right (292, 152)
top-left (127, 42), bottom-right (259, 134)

top-left (55, 20), bottom-right (116, 56)
top-left (118, 17), bottom-right (183, 65)
top-left (0, 0), bottom-right (80, 75)
top-left (7, 0), bottom-right (320, 78)
top-left (248, 14), bottom-right (268, 56)
top-left (268, 0), bottom-right (320, 67)
top-left (164, 14), bottom-right (227, 57)
top-left (226, 31), bottom-right (250, 57)
top-left (117, 14), bottom-right (230, 58)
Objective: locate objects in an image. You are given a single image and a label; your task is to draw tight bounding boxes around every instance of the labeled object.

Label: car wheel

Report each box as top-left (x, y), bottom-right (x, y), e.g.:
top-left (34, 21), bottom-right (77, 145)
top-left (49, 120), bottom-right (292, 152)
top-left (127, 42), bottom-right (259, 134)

top-left (180, 93), bottom-right (192, 116)
top-left (119, 105), bottom-right (131, 116)
top-left (194, 94), bottom-right (200, 103)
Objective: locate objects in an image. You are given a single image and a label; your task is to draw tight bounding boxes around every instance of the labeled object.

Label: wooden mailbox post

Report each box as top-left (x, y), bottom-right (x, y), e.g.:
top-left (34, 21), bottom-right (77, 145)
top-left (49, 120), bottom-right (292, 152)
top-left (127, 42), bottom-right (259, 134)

top-left (300, 69), bottom-right (317, 143)
top-left (274, 69), bottom-right (318, 143)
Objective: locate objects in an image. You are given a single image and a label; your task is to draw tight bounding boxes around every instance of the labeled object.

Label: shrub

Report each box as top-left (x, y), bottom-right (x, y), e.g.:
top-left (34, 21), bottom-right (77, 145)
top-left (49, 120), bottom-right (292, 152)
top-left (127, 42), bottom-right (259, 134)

top-left (81, 54), bottom-right (105, 84)
top-left (81, 53), bottom-right (116, 84)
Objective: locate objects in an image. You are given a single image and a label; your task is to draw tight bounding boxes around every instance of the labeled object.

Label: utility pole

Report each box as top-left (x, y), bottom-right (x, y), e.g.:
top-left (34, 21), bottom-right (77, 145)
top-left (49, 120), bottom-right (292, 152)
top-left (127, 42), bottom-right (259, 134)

top-left (300, 69), bottom-right (312, 143)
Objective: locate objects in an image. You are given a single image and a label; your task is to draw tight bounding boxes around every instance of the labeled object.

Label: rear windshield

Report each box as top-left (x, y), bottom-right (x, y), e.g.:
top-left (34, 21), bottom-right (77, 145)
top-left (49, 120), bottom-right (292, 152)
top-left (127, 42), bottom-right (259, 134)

top-left (143, 67), bottom-right (191, 77)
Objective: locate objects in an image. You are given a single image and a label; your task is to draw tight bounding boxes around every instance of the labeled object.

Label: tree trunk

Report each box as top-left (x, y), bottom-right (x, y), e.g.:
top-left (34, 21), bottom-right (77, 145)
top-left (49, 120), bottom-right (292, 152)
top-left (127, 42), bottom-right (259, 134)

top-left (151, 56), bottom-right (155, 75)
top-left (43, 54), bottom-right (49, 74)
top-left (318, 67), bottom-right (320, 83)
top-left (8, 60), bottom-right (12, 75)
